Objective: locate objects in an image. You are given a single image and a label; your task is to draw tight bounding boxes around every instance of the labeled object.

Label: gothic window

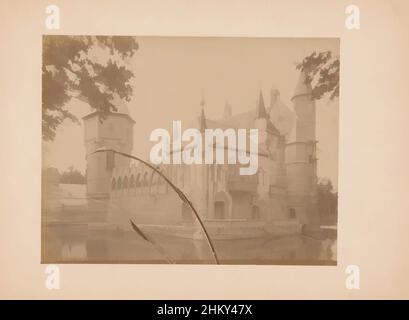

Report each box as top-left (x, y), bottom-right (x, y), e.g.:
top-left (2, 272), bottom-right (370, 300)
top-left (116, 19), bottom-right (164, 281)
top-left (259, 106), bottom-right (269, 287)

top-left (123, 176), bottom-right (128, 189)
top-left (117, 177), bottom-right (122, 189)
top-left (129, 175), bottom-right (135, 188)
top-left (111, 178), bottom-right (116, 190)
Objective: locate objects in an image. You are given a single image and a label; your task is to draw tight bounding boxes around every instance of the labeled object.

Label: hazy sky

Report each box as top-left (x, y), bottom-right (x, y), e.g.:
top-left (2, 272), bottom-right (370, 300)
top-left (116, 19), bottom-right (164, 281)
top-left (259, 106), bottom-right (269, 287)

top-left (43, 37), bottom-right (339, 188)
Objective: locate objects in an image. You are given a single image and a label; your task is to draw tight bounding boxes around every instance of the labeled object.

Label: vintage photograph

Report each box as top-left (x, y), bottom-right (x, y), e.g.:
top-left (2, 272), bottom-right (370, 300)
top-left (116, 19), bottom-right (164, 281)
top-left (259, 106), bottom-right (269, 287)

top-left (42, 36), bottom-right (339, 265)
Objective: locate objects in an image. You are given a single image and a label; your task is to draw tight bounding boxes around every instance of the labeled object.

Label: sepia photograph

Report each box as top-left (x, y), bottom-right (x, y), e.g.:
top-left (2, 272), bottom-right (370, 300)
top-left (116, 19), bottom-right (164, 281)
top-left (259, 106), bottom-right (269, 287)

top-left (41, 36), bottom-right (339, 265)
top-left (2, 0), bottom-right (409, 304)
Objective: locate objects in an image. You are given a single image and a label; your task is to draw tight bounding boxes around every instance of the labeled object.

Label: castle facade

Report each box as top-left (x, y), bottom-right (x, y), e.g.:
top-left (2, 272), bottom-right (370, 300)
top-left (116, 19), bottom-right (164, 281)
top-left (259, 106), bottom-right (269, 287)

top-left (83, 71), bottom-right (319, 239)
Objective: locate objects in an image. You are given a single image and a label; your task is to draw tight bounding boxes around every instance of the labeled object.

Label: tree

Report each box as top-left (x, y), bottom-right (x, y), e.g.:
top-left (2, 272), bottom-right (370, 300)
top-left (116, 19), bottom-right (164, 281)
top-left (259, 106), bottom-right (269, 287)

top-left (42, 36), bottom-right (139, 141)
top-left (296, 51), bottom-right (339, 101)
top-left (59, 165), bottom-right (86, 184)
top-left (317, 178), bottom-right (338, 221)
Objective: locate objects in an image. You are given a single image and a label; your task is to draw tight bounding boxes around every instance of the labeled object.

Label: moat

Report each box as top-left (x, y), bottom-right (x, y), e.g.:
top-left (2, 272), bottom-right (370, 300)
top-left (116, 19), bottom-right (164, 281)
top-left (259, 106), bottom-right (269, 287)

top-left (42, 222), bottom-right (337, 265)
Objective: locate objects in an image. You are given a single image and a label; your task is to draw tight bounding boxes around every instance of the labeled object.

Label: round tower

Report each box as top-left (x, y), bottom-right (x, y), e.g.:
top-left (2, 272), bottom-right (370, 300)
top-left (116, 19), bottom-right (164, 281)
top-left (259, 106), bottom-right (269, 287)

top-left (83, 98), bottom-right (135, 202)
top-left (285, 71), bottom-right (319, 226)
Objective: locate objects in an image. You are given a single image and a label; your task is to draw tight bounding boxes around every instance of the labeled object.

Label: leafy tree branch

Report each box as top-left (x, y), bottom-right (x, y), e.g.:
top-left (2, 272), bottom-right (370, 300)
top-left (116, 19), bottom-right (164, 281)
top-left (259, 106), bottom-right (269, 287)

top-left (42, 36), bottom-right (138, 141)
top-left (297, 51), bottom-right (339, 101)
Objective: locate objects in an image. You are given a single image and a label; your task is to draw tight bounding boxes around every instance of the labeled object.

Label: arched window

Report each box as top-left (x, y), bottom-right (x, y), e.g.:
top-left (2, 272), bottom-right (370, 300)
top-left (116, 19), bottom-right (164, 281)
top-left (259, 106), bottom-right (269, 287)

top-left (271, 151), bottom-right (277, 161)
top-left (142, 172), bottom-right (148, 186)
top-left (289, 208), bottom-right (296, 219)
top-left (135, 173), bottom-right (141, 187)
top-left (123, 176), bottom-right (128, 189)
top-left (111, 178), bottom-right (116, 190)
top-left (129, 175), bottom-right (135, 188)
top-left (150, 171), bottom-right (157, 185)
top-left (117, 177), bottom-right (122, 189)
top-left (259, 169), bottom-right (264, 185)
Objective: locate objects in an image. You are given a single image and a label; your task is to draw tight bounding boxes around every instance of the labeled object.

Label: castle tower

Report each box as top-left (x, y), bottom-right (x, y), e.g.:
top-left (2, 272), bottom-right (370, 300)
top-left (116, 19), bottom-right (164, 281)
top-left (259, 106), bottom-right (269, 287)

top-left (83, 98), bottom-right (135, 201)
top-left (254, 90), bottom-right (286, 219)
top-left (285, 71), bottom-right (319, 226)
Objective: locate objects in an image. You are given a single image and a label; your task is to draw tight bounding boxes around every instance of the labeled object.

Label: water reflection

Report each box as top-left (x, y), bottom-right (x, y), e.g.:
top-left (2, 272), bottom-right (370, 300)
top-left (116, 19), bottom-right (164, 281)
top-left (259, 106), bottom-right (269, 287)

top-left (42, 223), bottom-right (336, 265)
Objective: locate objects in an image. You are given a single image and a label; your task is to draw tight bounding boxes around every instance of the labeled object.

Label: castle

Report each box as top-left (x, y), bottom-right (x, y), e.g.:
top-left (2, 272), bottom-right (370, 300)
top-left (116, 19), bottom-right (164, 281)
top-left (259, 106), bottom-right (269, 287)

top-left (82, 71), bottom-right (319, 239)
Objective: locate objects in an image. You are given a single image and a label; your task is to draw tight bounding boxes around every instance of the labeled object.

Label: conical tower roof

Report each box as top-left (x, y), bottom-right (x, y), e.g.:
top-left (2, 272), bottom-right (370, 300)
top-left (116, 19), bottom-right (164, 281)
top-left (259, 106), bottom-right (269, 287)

top-left (256, 90), bottom-right (267, 119)
top-left (82, 94), bottom-right (135, 123)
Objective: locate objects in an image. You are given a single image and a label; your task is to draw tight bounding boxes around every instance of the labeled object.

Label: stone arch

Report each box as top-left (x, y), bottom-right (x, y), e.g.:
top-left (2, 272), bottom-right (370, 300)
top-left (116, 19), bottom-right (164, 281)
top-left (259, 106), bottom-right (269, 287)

top-left (129, 174), bottom-right (135, 188)
top-left (251, 205), bottom-right (261, 220)
top-left (180, 191), bottom-right (194, 222)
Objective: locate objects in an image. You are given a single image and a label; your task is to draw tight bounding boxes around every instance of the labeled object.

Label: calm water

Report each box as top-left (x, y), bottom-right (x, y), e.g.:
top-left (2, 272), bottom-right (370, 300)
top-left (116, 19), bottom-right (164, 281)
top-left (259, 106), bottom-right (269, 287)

top-left (42, 223), bottom-right (337, 265)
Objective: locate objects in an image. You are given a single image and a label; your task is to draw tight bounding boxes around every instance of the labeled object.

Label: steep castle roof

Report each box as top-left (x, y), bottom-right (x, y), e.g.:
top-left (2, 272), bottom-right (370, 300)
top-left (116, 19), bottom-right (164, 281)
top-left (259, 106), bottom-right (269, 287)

top-left (195, 90), bottom-right (280, 136)
top-left (256, 90), bottom-right (268, 119)
top-left (268, 89), bottom-right (295, 137)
